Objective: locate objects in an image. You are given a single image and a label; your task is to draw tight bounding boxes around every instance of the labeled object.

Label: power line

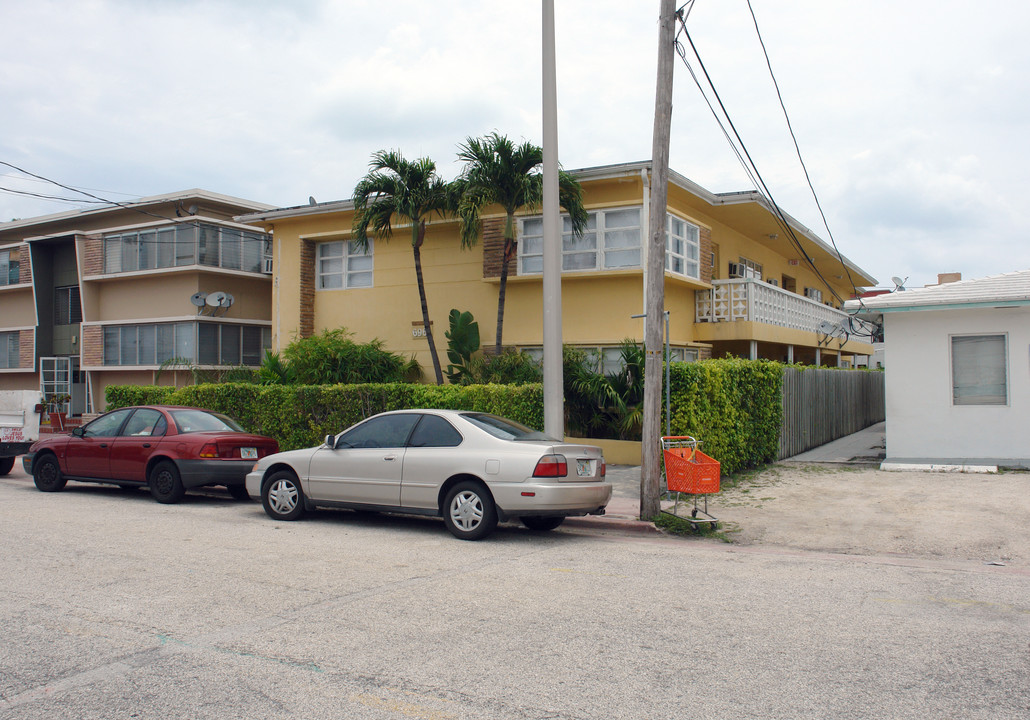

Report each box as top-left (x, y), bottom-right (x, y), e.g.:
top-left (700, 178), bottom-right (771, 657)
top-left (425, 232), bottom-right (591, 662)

top-left (0, 160), bottom-right (180, 224)
top-left (673, 11), bottom-right (850, 307)
top-left (744, 0), bottom-right (865, 305)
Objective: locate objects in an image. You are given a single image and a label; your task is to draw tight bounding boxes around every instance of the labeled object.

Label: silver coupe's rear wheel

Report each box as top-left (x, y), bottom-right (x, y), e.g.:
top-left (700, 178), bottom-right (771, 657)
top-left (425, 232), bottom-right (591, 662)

top-left (443, 481), bottom-right (497, 541)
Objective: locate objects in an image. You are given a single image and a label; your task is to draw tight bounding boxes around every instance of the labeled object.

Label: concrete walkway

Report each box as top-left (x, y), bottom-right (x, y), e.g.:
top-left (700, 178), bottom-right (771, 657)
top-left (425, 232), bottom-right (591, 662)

top-left (781, 421), bottom-right (886, 464)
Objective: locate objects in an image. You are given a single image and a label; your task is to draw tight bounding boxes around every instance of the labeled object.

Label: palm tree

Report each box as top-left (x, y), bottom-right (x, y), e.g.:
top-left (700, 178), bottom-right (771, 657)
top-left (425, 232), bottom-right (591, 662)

top-left (353, 150), bottom-right (458, 385)
top-left (454, 132), bottom-right (588, 354)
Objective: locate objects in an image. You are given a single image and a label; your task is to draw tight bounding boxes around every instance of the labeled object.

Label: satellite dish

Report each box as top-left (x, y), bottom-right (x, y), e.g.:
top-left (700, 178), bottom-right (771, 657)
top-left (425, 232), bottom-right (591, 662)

top-left (187, 204), bottom-right (199, 215)
top-left (308, 196), bottom-right (317, 206)
top-left (219, 293), bottom-right (234, 308)
top-left (817, 321), bottom-right (837, 335)
top-left (206, 291), bottom-right (227, 307)
top-left (891, 276), bottom-right (908, 291)
top-left (190, 292), bottom-right (208, 307)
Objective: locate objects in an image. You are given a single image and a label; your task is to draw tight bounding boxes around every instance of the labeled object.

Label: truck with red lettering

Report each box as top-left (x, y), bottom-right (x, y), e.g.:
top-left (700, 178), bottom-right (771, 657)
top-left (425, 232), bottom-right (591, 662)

top-left (0, 390), bottom-right (44, 476)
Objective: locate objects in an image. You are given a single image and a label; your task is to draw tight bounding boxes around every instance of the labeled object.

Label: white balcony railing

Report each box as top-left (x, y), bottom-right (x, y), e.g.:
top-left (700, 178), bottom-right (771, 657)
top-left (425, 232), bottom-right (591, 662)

top-left (696, 279), bottom-right (872, 336)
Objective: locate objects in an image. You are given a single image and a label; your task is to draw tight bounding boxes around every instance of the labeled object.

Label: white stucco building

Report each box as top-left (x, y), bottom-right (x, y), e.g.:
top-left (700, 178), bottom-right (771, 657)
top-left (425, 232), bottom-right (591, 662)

top-left (847, 270), bottom-right (1030, 469)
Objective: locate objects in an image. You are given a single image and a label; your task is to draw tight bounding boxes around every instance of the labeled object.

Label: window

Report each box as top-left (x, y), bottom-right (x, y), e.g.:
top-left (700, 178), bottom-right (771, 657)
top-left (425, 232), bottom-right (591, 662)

top-left (730, 257), bottom-right (763, 280)
top-left (0, 331), bottom-right (19, 368)
top-left (0, 250), bottom-right (20, 286)
top-left (54, 286), bottom-right (82, 325)
top-left (408, 414), bottom-right (463, 448)
top-left (318, 240), bottom-right (373, 289)
top-left (104, 322), bottom-right (269, 366)
top-left (952, 334), bottom-right (1007, 405)
top-left (102, 223), bottom-right (268, 274)
top-left (665, 214), bottom-right (700, 278)
top-left (520, 208), bottom-right (642, 273)
top-left (803, 287), bottom-right (823, 303)
top-left (338, 414), bottom-right (419, 449)
top-left (83, 408), bottom-right (134, 438)
top-left (121, 408), bottom-right (166, 437)
top-left (519, 208), bottom-right (699, 279)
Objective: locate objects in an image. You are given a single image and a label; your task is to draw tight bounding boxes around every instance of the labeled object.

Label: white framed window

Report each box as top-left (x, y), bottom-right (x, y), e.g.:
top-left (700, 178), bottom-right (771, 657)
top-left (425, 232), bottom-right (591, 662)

top-left (520, 208), bottom-right (641, 274)
top-left (519, 208), bottom-right (700, 279)
top-left (318, 240), bottom-right (373, 290)
top-left (0, 331), bottom-right (19, 368)
top-left (665, 213), bottom-right (700, 278)
top-left (952, 334), bottom-right (1007, 405)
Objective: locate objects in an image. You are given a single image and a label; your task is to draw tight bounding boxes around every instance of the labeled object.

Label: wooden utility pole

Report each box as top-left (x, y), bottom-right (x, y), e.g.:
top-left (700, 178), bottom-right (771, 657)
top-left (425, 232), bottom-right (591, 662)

top-left (641, 0), bottom-right (677, 519)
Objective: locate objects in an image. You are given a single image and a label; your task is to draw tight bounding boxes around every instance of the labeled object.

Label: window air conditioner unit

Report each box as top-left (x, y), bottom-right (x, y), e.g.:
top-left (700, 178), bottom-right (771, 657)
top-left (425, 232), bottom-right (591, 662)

top-left (728, 262), bottom-right (745, 278)
top-left (768, 278), bottom-right (779, 287)
top-left (804, 287), bottom-right (822, 301)
top-left (262, 257), bottom-right (273, 274)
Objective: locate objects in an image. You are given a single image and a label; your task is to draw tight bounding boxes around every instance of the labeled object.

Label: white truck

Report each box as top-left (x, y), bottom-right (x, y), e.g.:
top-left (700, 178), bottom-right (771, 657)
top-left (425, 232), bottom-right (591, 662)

top-left (0, 390), bottom-right (44, 476)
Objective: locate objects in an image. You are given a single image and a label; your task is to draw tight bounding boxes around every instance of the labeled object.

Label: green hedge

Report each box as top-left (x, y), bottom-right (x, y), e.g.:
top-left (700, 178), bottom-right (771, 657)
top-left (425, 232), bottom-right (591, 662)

top-left (106, 359), bottom-right (783, 473)
top-left (106, 382), bottom-right (544, 451)
top-left (667, 358), bottom-right (783, 475)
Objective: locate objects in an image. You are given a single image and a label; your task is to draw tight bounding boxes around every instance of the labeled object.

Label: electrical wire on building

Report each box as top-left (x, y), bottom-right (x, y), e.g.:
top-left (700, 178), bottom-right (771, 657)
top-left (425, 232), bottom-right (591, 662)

top-left (674, 2), bottom-right (877, 339)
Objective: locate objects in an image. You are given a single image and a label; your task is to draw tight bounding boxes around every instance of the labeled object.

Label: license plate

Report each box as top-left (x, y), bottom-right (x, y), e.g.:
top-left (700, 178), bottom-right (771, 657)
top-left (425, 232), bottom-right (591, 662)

top-left (241, 447), bottom-right (258, 460)
top-left (576, 459), bottom-right (592, 477)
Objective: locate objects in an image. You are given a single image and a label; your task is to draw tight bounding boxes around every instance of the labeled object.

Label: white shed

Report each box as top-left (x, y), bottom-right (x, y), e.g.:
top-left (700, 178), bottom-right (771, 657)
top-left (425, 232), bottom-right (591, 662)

top-left (846, 270), bottom-right (1030, 470)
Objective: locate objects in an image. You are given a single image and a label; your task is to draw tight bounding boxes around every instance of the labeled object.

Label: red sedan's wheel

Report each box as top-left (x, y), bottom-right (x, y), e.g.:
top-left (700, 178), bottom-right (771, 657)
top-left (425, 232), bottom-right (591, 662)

top-left (149, 460), bottom-right (185, 504)
top-left (33, 454), bottom-right (67, 493)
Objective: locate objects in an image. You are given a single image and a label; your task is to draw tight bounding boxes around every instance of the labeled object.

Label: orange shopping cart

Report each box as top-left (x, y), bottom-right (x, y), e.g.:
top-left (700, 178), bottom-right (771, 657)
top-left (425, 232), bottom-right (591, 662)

top-left (660, 436), bottom-right (720, 528)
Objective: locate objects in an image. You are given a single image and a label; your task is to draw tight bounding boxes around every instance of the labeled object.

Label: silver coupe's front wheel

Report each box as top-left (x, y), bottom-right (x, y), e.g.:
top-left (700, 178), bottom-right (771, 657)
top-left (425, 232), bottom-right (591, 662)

top-left (262, 471), bottom-right (305, 521)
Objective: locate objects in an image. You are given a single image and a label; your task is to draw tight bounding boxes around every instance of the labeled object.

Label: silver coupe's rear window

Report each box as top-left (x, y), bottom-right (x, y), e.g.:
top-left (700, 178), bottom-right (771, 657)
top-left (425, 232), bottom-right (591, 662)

top-left (461, 413), bottom-right (554, 442)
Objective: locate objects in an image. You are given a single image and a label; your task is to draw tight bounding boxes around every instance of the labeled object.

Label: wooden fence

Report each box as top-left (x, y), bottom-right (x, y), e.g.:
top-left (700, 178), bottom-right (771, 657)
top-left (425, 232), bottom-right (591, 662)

top-left (778, 367), bottom-right (885, 459)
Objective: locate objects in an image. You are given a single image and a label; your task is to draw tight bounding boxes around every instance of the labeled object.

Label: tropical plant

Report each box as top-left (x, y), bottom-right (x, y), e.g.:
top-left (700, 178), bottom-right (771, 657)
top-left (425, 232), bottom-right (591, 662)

top-left (565, 340), bottom-right (646, 441)
top-left (468, 350), bottom-right (543, 386)
top-left (353, 150), bottom-right (462, 384)
top-left (256, 350), bottom-right (297, 385)
top-left (444, 309), bottom-right (480, 385)
top-left (453, 132), bottom-right (588, 354)
top-left (281, 328), bottom-right (412, 385)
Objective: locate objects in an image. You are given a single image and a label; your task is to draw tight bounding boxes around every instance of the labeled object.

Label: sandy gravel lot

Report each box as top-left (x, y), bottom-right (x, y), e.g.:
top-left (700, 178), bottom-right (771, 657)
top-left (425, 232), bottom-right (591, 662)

top-left (708, 463), bottom-right (1030, 566)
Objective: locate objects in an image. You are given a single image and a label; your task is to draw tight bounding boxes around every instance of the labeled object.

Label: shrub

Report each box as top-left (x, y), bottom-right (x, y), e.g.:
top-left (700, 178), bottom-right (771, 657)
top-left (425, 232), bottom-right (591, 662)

top-left (282, 328), bottom-right (413, 385)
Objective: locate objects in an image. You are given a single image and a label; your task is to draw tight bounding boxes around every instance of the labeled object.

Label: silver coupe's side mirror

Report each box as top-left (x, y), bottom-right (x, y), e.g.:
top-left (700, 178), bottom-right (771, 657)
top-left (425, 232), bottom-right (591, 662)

top-left (324, 435), bottom-right (335, 449)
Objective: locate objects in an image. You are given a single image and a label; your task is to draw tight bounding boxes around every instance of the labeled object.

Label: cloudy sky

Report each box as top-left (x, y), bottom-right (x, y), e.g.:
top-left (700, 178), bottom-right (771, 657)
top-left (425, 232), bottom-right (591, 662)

top-left (2, 0), bottom-right (1028, 289)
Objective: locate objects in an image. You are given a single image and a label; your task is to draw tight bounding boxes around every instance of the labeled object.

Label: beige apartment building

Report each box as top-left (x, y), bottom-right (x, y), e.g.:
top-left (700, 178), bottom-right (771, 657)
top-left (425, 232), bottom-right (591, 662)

top-left (0, 190), bottom-right (274, 414)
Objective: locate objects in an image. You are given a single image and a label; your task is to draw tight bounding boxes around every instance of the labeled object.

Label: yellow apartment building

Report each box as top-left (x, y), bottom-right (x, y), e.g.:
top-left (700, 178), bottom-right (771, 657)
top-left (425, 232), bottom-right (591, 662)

top-left (0, 191), bottom-right (275, 414)
top-left (238, 161), bottom-right (877, 377)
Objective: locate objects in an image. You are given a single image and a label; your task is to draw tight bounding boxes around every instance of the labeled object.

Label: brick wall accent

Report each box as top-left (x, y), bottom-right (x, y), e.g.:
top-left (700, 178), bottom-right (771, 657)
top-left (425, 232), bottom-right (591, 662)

top-left (80, 235), bottom-right (104, 277)
top-left (81, 325), bottom-right (104, 366)
top-left (299, 239), bottom-right (315, 338)
top-left (18, 328), bottom-right (34, 369)
top-left (480, 218), bottom-right (509, 280)
top-left (19, 246), bottom-right (31, 285)
top-left (699, 226), bottom-right (713, 285)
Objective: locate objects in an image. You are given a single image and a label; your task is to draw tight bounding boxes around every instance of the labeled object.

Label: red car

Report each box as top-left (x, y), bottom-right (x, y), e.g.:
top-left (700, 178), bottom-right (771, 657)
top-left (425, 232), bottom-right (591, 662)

top-left (23, 406), bottom-right (279, 503)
